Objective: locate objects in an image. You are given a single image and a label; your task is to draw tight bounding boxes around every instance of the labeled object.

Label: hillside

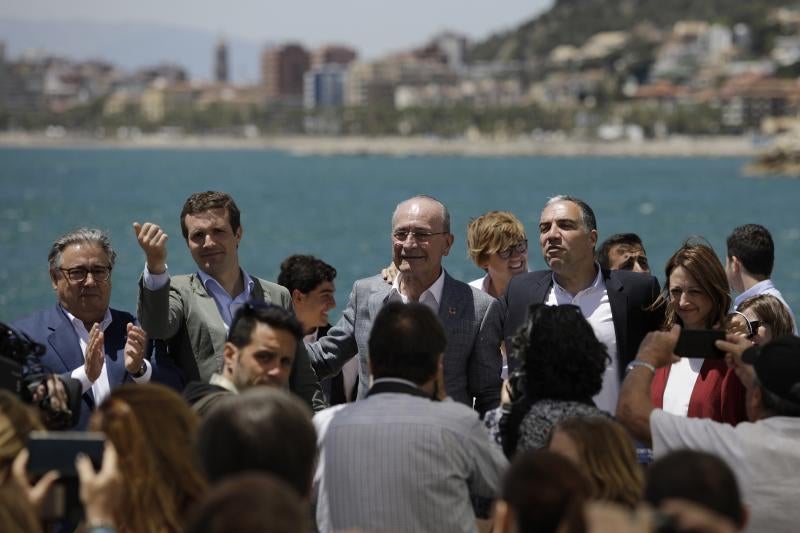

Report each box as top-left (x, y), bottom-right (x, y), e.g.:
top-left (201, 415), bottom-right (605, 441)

top-left (468, 0), bottom-right (798, 62)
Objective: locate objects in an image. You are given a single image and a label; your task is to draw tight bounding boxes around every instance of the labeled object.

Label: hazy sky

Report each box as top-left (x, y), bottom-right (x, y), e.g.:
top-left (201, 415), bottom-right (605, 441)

top-left (1, 0), bottom-right (553, 57)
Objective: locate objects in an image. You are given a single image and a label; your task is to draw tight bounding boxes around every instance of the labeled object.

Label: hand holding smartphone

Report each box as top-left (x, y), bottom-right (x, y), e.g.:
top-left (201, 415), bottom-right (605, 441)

top-left (674, 329), bottom-right (726, 359)
top-left (27, 431), bottom-right (105, 477)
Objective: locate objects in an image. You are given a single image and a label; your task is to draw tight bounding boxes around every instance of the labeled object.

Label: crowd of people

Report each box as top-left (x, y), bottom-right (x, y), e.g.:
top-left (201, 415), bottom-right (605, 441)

top-left (1, 190), bottom-right (799, 533)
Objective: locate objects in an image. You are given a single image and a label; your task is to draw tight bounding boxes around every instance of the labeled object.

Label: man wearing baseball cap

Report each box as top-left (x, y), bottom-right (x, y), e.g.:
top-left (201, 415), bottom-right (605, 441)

top-left (616, 327), bottom-right (800, 533)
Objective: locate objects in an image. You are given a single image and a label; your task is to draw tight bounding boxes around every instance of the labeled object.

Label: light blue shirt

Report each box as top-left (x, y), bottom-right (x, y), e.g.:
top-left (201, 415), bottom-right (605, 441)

top-left (196, 268), bottom-right (255, 330)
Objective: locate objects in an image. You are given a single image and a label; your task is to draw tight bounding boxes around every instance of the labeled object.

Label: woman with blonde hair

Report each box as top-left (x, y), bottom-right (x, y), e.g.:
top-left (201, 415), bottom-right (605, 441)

top-left (467, 210), bottom-right (528, 299)
top-left (90, 383), bottom-right (207, 532)
top-left (728, 294), bottom-right (795, 346)
top-left (547, 416), bottom-right (643, 509)
top-left (649, 241), bottom-right (746, 425)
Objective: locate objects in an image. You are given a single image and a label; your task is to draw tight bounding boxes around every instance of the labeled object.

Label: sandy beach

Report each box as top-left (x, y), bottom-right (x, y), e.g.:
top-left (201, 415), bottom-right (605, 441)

top-left (0, 131), bottom-right (763, 157)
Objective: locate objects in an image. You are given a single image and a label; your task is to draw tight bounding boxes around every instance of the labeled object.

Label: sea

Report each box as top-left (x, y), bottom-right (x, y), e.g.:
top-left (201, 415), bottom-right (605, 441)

top-left (1, 147), bottom-right (799, 324)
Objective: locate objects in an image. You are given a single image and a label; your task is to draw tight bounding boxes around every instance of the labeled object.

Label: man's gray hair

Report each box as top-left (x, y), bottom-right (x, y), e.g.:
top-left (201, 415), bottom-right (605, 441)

top-left (393, 195), bottom-right (451, 233)
top-left (545, 195), bottom-right (597, 233)
top-left (47, 228), bottom-right (117, 272)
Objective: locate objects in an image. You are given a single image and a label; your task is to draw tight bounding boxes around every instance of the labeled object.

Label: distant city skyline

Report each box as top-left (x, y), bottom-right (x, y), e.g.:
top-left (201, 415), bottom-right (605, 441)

top-left (1, 0), bottom-right (552, 59)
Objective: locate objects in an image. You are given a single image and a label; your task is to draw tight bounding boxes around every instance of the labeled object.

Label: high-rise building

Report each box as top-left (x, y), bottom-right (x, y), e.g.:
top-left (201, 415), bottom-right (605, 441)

top-left (312, 45), bottom-right (357, 68)
top-left (261, 44), bottom-right (310, 102)
top-left (304, 64), bottom-right (346, 109)
top-left (215, 39), bottom-right (229, 83)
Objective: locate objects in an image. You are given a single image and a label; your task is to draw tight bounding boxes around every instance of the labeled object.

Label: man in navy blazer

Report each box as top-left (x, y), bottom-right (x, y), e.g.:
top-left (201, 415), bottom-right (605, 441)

top-left (13, 228), bottom-right (159, 429)
top-left (483, 196), bottom-right (662, 413)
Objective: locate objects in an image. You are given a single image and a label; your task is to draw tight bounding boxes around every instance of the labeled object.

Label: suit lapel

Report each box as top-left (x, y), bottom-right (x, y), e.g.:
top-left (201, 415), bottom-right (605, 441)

top-left (251, 279), bottom-right (272, 304)
top-left (46, 306), bottom-right (86, 374)
top-left (438, 273), bottom-right (463, 339)
top-left (530, 272), bottom-right (553, 304)
top-left (605, 270), bottom-right (628, 371)
top-left (372, 283), bottom-right (393, 319)
top-left (47, 305), bottom-right (95, 404)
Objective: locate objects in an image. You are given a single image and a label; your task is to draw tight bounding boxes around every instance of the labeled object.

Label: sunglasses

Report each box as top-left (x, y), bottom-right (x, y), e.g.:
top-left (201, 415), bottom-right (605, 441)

top-left (731, 311), bottom-right (762, 339)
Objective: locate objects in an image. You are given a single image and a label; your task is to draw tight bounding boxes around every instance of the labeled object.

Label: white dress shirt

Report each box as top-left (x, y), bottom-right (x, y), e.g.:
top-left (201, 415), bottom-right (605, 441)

top-left (544, 266), bottom-right (619, 413)
top-left (389, 268), bottom-right (446, 313)
top-left (65, 307), bottom-right (151, 406)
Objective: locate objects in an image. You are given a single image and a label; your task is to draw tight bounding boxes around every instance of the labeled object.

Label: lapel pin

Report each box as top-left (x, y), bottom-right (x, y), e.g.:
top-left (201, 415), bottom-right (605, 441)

top-left (448, 307), bottom-right (456, 316)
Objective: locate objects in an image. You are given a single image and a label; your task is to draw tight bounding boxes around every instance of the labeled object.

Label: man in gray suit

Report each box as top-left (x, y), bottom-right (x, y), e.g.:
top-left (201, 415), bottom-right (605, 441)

top-left (307, 195), bottom-right (501, 414)
top-left (134, 191), bottom-right (324, 411)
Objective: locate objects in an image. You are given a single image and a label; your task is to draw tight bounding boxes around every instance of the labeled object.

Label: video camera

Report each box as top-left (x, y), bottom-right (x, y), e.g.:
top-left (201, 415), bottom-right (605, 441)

top-left (1, 322), bottom-right (82, 429)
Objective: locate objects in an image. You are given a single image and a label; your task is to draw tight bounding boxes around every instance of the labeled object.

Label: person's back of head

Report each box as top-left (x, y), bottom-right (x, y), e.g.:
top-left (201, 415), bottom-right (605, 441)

top-left (91, 383), bottom-right (207, 533)
top-left (547, 416), bottom-right (643, 508)
top-left (0, 390), bottom-right (43, 481)
top-left (501, 304), bottom-right (609, 457)
top-left (645, 449), bottom-right (746, 530)
top-left (494, 449), bottom-right (590, 533)
top-left (742, 335), bottom-right (800, 418)
top-left (512, 304), bottom-right (609, 403)
top-left (0, 484), bottom-right (41, 533)
top-left (196, 387), bottom-right (317, 498)
top-left (185, 473), bottom-right (310, 533)
top-left (726, 224), bottom-right (774, 279)
top-left (367, 302), bottom-right (446, 385)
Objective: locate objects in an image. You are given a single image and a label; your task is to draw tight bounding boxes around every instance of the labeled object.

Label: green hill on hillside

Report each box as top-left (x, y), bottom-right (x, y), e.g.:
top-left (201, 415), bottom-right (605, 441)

top-left (468, 0), bottom-right (798, 62)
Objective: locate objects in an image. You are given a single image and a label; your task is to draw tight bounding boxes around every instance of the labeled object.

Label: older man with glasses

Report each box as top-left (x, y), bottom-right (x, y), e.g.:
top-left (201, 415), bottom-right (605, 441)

top-left (12, 228), bottom-right (153, 429)
top-left (306, 195), bottom-right (501, 415)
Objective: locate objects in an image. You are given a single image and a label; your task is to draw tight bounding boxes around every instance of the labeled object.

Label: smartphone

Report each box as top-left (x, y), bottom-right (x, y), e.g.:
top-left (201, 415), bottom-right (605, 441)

top-left (27, 431), bottom-right (104, 476)
top-left (674, 329), bottom-right (726, 359)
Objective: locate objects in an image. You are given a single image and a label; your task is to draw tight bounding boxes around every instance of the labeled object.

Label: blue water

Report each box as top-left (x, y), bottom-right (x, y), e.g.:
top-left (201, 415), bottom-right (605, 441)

top-left (1, 147), bottom-right (799, 324)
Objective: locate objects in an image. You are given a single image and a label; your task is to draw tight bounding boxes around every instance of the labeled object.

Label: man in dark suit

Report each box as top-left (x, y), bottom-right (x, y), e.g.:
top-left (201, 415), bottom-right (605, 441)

top-left (483, 196), bottom-right (662, 413)
top-left (12, 228), bottom-right (156, 429)
top-left (307, 195), bottom-right (500, 415)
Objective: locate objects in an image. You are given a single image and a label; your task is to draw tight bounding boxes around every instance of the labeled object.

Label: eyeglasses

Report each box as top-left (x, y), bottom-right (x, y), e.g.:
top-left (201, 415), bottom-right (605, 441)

top-left (732, 311), bottom-right (762, 339)
top-left (59, 266), bottom-right (112, 283)
top-left (497, 240), bottom-right (528, 259)
top-left (392, 229), bottom-right (448, 243)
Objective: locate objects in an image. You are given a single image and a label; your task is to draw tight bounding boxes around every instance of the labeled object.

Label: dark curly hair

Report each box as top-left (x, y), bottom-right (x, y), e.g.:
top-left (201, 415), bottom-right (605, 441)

top-left (501, 304), bottom-right (609, 457)
top-left (511, 304), bottom-right (609, 401)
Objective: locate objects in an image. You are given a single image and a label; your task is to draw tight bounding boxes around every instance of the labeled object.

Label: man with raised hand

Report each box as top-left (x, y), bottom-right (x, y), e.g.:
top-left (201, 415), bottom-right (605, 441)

top-left (134, 190), bottom-right (324, 411)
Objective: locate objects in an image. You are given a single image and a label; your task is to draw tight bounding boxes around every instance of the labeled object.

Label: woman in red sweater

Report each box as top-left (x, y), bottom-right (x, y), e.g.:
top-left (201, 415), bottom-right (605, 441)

top-left (649, 241), bottom-right (746, 425)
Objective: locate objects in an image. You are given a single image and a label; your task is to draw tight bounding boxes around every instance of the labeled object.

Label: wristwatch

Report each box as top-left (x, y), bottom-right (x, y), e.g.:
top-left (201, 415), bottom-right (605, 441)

top-left (131, 361), bottom-right (147, 378)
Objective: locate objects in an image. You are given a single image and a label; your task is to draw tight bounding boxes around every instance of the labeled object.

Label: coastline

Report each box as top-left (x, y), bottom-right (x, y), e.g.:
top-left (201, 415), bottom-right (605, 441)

top-left (0, 131), bottom-right (762, 158)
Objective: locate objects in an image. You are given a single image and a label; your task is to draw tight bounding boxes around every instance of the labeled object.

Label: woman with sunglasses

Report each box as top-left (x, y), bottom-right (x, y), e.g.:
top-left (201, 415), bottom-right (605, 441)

top-left (467, 211), bottom-right (529, 299)
top-left (728, 294), bottom-right (795, 346)
top-left (649, 241), bottom-right (747, 425)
